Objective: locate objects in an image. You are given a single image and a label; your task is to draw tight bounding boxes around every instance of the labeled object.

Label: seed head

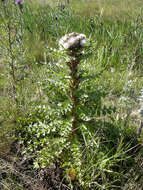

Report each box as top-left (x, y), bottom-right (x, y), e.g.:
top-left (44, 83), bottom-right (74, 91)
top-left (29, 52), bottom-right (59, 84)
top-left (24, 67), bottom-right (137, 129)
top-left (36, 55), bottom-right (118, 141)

top-left (59, 32), bottom-right (87, 50)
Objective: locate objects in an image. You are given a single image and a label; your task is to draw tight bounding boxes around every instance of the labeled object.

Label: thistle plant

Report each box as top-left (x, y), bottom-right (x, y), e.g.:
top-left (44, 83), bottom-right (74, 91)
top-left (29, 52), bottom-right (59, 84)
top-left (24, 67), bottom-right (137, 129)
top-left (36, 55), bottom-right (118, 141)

top-left (59, 32), bottom-right (87, 136)
top-left (17, 32), bottom-right (91, 176)
top-left (15, 0), bottom-right (23, 10)
top-left (17, 31), bottom-right (131, 189)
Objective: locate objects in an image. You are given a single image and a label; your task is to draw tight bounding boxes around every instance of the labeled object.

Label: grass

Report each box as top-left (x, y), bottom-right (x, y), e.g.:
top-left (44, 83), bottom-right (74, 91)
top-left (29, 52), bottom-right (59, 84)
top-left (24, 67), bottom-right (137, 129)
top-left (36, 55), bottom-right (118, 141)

top-left (0, 0), bottom-right (143, 189)
top-left (31, 0), bottom-right (143, 18)
top-left (70, 0), bottom-right (143, 18)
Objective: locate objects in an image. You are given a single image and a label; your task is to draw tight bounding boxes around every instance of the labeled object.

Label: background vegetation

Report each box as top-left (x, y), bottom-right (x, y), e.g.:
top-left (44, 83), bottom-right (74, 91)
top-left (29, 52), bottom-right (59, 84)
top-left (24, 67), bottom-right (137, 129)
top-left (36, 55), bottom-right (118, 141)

top-left (0, 0), bottom-right (143, 189)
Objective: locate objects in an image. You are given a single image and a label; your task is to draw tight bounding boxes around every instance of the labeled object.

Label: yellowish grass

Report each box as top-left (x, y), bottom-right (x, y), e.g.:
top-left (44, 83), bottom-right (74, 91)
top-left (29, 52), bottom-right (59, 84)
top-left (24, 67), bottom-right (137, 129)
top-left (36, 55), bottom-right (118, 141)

top-left (27, 0), bottom-right (143, 18)
top-left (70, 0), bottom-right (143, 18)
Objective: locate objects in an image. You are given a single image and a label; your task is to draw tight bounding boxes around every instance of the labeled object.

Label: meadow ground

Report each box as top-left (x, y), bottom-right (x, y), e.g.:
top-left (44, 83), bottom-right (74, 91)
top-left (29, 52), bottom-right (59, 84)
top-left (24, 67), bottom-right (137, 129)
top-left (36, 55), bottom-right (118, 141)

top-left (0, 0), bottom-right (143, 189)
top-left (33, 0), bottom-right (143, 18)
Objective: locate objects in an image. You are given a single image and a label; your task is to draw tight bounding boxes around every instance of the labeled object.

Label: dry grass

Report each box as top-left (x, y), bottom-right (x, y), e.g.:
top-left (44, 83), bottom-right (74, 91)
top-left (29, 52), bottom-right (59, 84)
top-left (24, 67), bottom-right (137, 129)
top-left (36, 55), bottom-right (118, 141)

top-left (28, 0), bottom-right (143, 18)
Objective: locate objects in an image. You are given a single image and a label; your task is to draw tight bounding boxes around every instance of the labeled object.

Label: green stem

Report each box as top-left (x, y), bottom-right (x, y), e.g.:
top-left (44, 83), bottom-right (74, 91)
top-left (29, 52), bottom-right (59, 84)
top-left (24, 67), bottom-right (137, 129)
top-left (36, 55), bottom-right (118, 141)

top-left (67, 57), bottom-right (81, 135)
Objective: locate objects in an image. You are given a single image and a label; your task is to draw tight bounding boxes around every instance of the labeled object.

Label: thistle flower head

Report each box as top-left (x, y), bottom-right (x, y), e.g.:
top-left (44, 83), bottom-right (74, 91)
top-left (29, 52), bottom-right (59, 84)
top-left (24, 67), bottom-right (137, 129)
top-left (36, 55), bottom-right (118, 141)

top-left (59, 32), bottom-right (87, 50)
top-left (15, 0), bottom-right (22, 3)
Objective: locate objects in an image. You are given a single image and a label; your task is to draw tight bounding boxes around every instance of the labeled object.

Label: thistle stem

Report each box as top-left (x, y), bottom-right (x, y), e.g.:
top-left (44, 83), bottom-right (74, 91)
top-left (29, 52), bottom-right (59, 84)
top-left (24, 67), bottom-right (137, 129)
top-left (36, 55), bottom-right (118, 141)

top-left (67, 56), bottom-right (81, 135)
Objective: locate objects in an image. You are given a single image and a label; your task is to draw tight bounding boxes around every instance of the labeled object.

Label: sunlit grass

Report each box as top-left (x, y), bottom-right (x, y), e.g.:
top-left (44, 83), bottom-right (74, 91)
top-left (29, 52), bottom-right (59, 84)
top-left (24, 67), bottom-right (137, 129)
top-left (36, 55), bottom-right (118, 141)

top-left (70, 0), bottom-right (143, 18)
top-left (30, 0), bottom-right (143, 19)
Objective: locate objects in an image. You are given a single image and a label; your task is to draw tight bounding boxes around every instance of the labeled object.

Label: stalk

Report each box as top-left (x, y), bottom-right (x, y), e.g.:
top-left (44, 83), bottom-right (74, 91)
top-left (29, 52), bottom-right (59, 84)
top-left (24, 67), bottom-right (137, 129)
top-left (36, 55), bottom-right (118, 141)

top-left (67, 55), bottom-right (81, 135)
top-left (59, 32), bottom-right (87, 136)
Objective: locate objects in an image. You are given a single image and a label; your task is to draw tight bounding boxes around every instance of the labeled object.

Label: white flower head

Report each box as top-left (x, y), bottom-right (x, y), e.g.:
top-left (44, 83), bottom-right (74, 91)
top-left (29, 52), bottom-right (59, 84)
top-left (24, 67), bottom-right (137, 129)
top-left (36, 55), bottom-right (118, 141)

top-left (59, 32), bottom-right (87, 50)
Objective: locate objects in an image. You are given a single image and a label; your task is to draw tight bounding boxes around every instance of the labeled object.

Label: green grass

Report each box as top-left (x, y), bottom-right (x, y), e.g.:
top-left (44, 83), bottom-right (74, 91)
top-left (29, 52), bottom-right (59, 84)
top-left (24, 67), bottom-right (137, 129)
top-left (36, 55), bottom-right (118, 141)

top-left (0, 0), bottom-right (143, 189)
